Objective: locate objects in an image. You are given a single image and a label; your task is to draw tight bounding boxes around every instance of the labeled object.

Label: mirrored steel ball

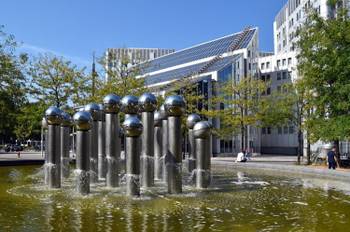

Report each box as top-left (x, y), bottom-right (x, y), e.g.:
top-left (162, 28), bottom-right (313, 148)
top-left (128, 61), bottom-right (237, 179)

top-left (139, 93), bottom-right (157, 112)
top-left (122, 116), bottom-right (143, 137)
top-left (97, 104), bottom-right (105, 121)
top-left (84, 103), bottom-right (100, 121)
top-left (193, 121), bottom-right (212, 139)
top-left (164, 95), bottom-right (185, 117)
top-left (103, 94), bottom-right (121, 114)
top-left (45, 106), bottom-right (63, 125)
top-left (73, 111), bottom-right (93, 131)
top-left (187, 114), bottom-right (201, 129)
top-left (158, 104), bottom-right (168, 119)
top-left (61, 111), bottom-right (72, 127)
top-left (121, 95), bottom-right (139, 114)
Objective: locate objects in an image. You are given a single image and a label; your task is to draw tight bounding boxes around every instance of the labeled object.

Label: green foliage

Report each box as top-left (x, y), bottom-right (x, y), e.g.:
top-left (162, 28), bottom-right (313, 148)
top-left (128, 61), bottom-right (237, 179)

top-left (297, 8), bottom-right (350, 143)
top-left (0, 26), bottom-right (26, 140)
top-left (28, 54), bottom-right (90, 108)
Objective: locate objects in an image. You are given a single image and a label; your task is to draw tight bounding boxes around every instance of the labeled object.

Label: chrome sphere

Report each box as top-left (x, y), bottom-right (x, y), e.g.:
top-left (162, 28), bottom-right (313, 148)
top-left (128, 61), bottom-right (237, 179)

top-left (61, 112), bottom-right (72, 127)
top-left (41, 117), bottom-right (48, 129)
top-left (73, 111), bottom-right (92, 131)
top-left (121, 95), bottom-right (139, 114)
top-left (186, 114), bottom-right (201, 129)
top-left (164, 95), bottom-right (185, 117)
top-left (122, 116), bottom-right (143, 137)
top-left (103, 94), bottom-right (121, 114)
top-left (154, 111), bottom-right (162, 127)
top-left (45, 106), bottom-right (62, 125)
top-left (139, 93), bottom-right (157, 112)
top-left (193, 121), bottom-right (212, 139)
top-left (84, 103), bottom-right (100, 121)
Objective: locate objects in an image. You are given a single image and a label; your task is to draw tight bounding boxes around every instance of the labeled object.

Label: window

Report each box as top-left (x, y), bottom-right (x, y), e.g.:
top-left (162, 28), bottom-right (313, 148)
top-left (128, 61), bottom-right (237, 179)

top-left (277, 86), bottom-right (282, 92)
top-left (288, 71), bottom-right (292, 79)
top-left (278, 127), bottom-right (282, 134)
top-left (261, 75), bottom-right (265, 81)
top-left (288, 58), bottom-right (292, 65)
top-left (266, 87), bottom-right (271, 95)
top-left (282, 59), bottom-right (286, 66)
top-left (267, 127), bottom-right (272, 134)
top-left (282, 71), bottom-right (287, 79)
top-left (283, 126), bottom-right (288, 134)
top-left (277, 60), bottom-right (281, 67)
top-left (261, 63), bottom-right (265, 70)
top-left (277, 72), bottom-right (281, 80)
top-left (262, 127), bottom-right (266, 134)
top-left (266, 62), bottom-right (270, 69)
top-left (266, 74), bottom-right (271, 82)
top-left (248, 50), bottom-right (251, 57)
top-left (289, 126), bottom-right (295, 134)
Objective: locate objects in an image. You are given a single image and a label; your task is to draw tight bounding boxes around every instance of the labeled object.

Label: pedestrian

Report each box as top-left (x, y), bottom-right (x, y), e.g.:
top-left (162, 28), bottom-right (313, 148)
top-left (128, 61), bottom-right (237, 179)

top-left (17, 151), bottom-right (21, 159)
top-left (327, 147), bottom-right (338, 170)
top-left (236, 149), bottom-right (247, 163)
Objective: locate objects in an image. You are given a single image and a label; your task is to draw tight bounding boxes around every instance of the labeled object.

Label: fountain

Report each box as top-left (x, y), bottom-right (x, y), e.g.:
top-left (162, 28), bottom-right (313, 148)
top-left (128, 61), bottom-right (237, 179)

top-left (103, 94), bottom-right (121, 188)
top-left (44, 106), bottom-right (62, 189)
top-left (186, 113), bottom-right (201, 173)
top-left (84, 103), bottom-right (100, 183)
top-left (60, 111), bottom-right (72, 179)
top-left (73, 111), bottom-right (92, 195)
top-left (122, 116), bottom-right (143, 197)
top-left (138, 93), bottom-right (157, 188)
top-left (1, 93), bottom-right (350, 231)
top-left (193, 121), bottom-right (212, 188)
top-left (164, 95), bottom-right (185, 194)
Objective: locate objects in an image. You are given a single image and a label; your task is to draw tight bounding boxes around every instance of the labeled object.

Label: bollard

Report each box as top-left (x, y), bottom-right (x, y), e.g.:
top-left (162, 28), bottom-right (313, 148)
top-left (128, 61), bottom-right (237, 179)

top-left (139, 93), bottom-right (157, 188)
top-left (60, 112), bottom-right (72, 179)
top-left (103, 94), bottom-right (122, 188)
top-left (154, 111), bottom-right (163, 181)
top-left (164, 95), bottom-right (185, 194)
top-left (193, 121), bottom-right (212, 189)
top-left (123, 116), bottom-right (143, 197)
top-left (186, 114), bottom-right (201, 173)
top-left (85, 103), bottom-right (100, 183)
top-left (159, 105), bottom-right (168, 183)
top-left (121, 95), bottom-right (139, 119)
top-left (97, 104), bottom-right (106, 179)
top-left (73, 111), bottom-right (92, 195)
top-left (45, 106), bottom-right (62, 189)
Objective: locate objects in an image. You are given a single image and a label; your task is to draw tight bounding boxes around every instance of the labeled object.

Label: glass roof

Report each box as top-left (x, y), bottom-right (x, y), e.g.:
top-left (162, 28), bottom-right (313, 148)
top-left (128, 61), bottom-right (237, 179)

top-left (140, 28), bottom-right (256, 74)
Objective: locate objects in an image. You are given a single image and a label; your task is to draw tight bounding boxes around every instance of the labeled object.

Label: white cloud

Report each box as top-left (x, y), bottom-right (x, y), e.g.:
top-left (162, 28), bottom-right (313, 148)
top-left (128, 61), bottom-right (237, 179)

top-left (19, 43), bottom-right (91, 67)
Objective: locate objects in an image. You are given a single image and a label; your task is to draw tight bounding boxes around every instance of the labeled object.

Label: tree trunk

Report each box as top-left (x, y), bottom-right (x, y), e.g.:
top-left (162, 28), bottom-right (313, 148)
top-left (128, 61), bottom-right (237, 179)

top-left (307, 136), bottom-right (311, 164)
top-left (334, 140), bottom-right (341, 168)
top-left (297, 129), bottom-right (303, 165)
top-left (240, 124), bottom-right (245, 151)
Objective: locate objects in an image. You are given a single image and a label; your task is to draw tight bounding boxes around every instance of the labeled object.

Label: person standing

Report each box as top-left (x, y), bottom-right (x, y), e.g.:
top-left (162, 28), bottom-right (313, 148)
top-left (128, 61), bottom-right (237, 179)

top-left (327, 147), bottom-right (338, 170)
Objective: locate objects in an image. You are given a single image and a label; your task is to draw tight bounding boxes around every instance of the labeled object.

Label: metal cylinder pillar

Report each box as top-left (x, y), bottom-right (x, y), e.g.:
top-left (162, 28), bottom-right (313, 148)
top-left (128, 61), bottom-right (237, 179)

top-left (164, 95), bottom-right (185, 194)
top-left (45, 106), bottom-right (62, 189)
top-left (97, 104), bottom-right (106, 179)
top-left (194, 121), bottom-right (212, 189)
top-left (123, 116), bottom-right (143, 197)
top-left (139, 93), bottom-right (157, 188)
top-left (73, 111), bottom-right (92, 195)
top-left (154, 111), bottom-right (163, 180)
top-left (85, 103), bottom-right (100, 183)
top-left (186, 114), bottom-right (201, 173)
top-left (60, 112), bottom-right (72, 179)
top-left (103, 94), bottom-right (122, 188)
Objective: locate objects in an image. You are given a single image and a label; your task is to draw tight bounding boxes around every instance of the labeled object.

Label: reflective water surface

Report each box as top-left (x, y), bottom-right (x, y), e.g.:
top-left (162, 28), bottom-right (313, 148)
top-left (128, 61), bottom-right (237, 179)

top-left (0, 165), bottom-right (350, 232)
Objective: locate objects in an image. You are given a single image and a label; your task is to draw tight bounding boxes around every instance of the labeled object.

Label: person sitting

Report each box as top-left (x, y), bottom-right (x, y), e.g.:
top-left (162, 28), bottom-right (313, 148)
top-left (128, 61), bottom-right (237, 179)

top-left (236, 150), bottom-right (247, 163)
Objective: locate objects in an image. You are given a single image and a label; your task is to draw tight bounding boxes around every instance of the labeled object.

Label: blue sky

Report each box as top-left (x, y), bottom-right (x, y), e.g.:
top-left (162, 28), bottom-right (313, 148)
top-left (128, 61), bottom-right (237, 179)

top-left (0, 0), bottom-right (286, 68)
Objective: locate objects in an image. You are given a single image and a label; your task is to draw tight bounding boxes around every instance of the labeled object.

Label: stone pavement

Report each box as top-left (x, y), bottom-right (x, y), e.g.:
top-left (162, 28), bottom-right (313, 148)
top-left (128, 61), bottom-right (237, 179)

top-left (212, 156), bottom-right (350, 181)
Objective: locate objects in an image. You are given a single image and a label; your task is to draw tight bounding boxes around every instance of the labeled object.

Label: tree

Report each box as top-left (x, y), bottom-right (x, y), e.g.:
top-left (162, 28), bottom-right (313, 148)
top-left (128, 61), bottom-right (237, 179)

top-left (28, 54), bottom-right (90, 108)
top-left (297, 6), bottom-right (350, 160)
top-left (0, 26), bottom-right (27, 142)
top-left (92, 53), bottom-right (147, 103)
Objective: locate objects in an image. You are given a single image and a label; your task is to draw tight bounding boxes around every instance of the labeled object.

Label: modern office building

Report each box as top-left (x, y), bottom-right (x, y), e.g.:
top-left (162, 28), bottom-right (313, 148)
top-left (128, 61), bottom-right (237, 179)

top-left (138, 28), bottom-right (260, 155)
top-left (259, 0), bottom-right (350, 155)
top-left (105, 48), bottom-right (175, 80)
